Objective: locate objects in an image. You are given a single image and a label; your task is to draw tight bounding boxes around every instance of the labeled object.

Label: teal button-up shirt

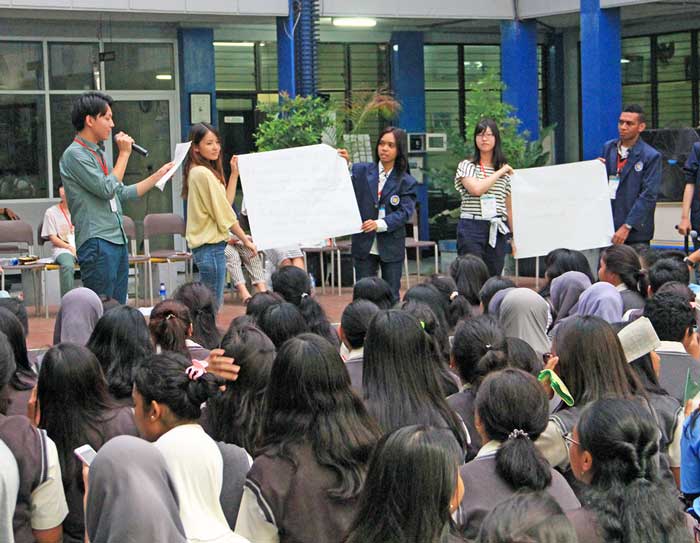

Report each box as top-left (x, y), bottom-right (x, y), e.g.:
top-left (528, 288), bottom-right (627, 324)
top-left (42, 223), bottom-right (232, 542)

top-left (59, 135), bottom-right (138, 250)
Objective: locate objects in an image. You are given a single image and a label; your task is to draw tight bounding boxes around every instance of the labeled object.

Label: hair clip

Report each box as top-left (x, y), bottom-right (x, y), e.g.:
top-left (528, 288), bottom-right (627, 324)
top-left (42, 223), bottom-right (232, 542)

top-left (186, 359), bottom-right (208, 381)
top-left (507, 429), bottom-right (529, 441)
top-left (419, 320), bottom-right (426, 329)
top-left (450, 291), bottom-right (459, 301)
top-left (165, 313), bottom-right (175, 320)
top-left (300, 292), bottom-right (309, 299)
top-left (485, 343), bottom-right (492, 350)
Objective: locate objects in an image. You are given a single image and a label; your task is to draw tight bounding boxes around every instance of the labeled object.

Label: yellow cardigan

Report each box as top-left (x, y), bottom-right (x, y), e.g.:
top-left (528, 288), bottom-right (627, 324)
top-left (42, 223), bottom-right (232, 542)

top-left (185, 166), bottom-right (238, 249)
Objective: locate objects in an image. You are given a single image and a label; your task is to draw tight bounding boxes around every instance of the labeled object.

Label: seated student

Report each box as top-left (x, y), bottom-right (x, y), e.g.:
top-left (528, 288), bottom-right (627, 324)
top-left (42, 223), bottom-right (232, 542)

top-left (345, 425), bottom-right (466, 543)
top-left (477, 491), bottom-right (579, 543)
top-left (549, 282), bottom-right (623, 338)
top-left (499, 288), bottom-right (551, 358)
top-left (338, 299), bottom-right (380, 394)
top-left (536, 316), bottom-right (647, 474)
top-left (0, 207), bottom-right (19, 220)
top-left (352, 276), bottom-right (394, 310)
top-left (0, 296), bottom-right (29, 336)
top-left (0, 308), bottom-right (36, 417)
top-left (505, 337), bottom-right (543, 377)
top-left (257, 302), bottom-right (309, 349)
top-left (485, 286), bottom-right (515, 317)
top-left (548, 271), bottom-right (591, 332)
top-left (245, 291), bottom-right (283, 325)
top-left (538, 248), bottom-right (594, 302)
top-left (363, 310), bottom-right (470, 455)
top-left (35, 344), bottom-right (138, 543)
top-left (52, 287), bottom-right (103, 345)
top-left (87, 305), bottom-right (154, 406)
top-left (649, 256), bottom-right (691, 295)
top-left (235, 334), bottom-right (380, 543)
top-left (479, 275), bottom-right (515, 316)
top-left (448, 316), bottom-right (509, 457)
top-left (149, 300), bottom-right (210, 360)
top-left (85, 435), bottom-right (188, 543)
top-left (41, 183), bottom-right (77, 297)
top-left (426, 274), bottom-right (472, 329)
top-left (272, 265), bottom-right (339, 347)
top-left (644, 292), bottom-right (700, 403)
top-left (567, 399), bottom-right (694, 543)
top-left (457, 369), bottom-right (580, 540)
top-left (173, 282), bottom-right (222, 350)
top-left (404, 283), bottom-right (452, 338)
top-left (0, 437), bottom-right (19, 543)
top-left (134, 352), bottom-right (248, 543)
top-left (449, 255), bottom-right (489, 315)
top-left (598, 244), bottom-right (647, 313)
top-left (225, 234), bottom-right (267, 304)
top-left (0, 331), bottom-right (68, 543)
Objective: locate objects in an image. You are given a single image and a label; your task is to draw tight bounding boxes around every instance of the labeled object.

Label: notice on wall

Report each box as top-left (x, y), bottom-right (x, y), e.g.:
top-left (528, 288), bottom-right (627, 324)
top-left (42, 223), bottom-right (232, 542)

top-left (511, 160), bottom-right (614, 259)
top-left (237, 144), bottom-right (362, 251)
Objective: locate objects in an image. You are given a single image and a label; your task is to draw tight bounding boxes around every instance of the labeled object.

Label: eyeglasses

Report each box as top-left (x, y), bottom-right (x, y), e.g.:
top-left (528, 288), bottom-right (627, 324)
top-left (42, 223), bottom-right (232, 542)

top-left (563, 434), bottom-right (580, 447)
top-left (478, 132), bottom-right (495, 139)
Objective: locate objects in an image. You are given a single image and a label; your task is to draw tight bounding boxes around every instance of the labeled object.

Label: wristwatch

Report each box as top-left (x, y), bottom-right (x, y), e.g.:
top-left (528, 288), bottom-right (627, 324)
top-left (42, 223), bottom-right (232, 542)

top-left (684, 256), bottom-right (697, 269)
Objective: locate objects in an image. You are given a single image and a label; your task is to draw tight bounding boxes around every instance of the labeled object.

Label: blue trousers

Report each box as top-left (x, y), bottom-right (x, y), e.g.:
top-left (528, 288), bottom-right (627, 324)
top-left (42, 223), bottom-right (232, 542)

top-left (456, 218), bottom-right (507, 277)
top-left (193, 241), bottom-right (227, 310)
top-left (77, 238), bottom-right (129, 304)
top-left (354, 254), bottom-right (403, 304)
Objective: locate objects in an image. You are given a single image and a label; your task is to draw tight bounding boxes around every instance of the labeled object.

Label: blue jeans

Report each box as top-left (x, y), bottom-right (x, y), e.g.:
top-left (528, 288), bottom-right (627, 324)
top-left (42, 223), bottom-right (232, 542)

top-left (77, 238), bottom-right (129, 304)
top-left (192, 241), bottom-right (226, 310)
top-left (457, 218), bottom-right (507, 277)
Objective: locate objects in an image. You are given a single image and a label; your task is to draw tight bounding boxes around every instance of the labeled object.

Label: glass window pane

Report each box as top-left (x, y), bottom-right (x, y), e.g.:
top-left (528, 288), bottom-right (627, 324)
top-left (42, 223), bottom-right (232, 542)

top-left (104, 43), bottom-right (175, 90)
top-left (215, 43), bottom-right (256, 91)
top-left (50, 95), bottom-right (78, 196)
top-left (622, 84), bottom-right (652, 122)
top-left (318, 43), bottom-right (346, 91)
top-left (0, 95), bottom-right (48, 199)
top-left (425, 45), bottom-right (458, 90)
top-left (426, 90), bottom-right (459, 132)
top-left (350, 44), bottom-right (385, 90)
top-left (622, 37), bottom-right (651, 84)
top-left (259, 42), bottom-right (278, 91)
top-left (0, 42), bottom-right (44, 90)
top-left (464, 45), bottom-right (500, 89)
top-left (49, 42), bottom-right (99, 91)
top-left (657, 81), bottom-right (692, 128)
top-left (656, 32), bottom-right (691, 83)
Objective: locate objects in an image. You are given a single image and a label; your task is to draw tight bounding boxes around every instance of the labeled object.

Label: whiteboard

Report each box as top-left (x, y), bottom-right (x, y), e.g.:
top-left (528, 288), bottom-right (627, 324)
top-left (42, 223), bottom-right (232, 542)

top-left (511, 160), bottom-right (614, 259)
top-left (237, 144), bottom-right (362, 251)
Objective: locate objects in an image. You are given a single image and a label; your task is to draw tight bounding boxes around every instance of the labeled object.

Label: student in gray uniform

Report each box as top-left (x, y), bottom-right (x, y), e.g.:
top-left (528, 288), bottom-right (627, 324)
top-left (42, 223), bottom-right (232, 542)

top-left (339, 299), bottom-right (380, 395)
top-left (345, 425), bottom-right (467, 543)
top-left (567, 399), bottom-right (694, 543)
top-left (457, 369), bottom-right (580, 540)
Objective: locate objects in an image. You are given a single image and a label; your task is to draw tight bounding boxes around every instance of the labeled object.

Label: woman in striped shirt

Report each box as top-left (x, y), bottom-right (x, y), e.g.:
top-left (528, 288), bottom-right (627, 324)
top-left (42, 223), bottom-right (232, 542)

top-left (454, 118), bottom-right (514, 276)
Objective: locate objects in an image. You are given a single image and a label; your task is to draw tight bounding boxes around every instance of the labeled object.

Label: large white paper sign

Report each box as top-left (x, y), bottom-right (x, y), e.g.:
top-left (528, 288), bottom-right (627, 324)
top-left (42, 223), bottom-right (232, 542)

top-left (511, 160), bottom-right (614, 259)
top-left (237, 144), bottom-right (362, 251)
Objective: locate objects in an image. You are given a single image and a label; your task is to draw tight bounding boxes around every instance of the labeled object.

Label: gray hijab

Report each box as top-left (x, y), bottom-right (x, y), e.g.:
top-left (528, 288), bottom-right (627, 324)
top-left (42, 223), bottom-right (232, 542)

top-left (550, 271), bottom-right (592, 326)
top-left (487, 287), bottom-right (515, 317)
top-left (86, 435), bottom-right (187, 543)
top-left (499, 288), bottom-right (552, 357)
top-left (0, 438), bottom-right (18, 543)
top-left (52, 287), bottom-right (104, 344)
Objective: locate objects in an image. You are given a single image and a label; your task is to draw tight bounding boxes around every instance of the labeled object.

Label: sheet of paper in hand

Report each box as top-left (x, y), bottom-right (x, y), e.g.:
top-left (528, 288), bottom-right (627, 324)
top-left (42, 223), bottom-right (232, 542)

top-left (237, 143), bottom-right (362, 251)
top-left (156, 141), bottom-right (191, 191)
top-left (511, 160), bottom-right (614, 259)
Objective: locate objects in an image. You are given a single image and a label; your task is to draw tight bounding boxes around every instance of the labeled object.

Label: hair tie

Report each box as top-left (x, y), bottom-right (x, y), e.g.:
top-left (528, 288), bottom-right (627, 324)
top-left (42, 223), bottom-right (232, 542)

top-left (485, 344), bottom-right (492, 350)
top-left (507, 429), bottom-right (529, 441)
top-left (186, 359), bottom-right (208, 381)
top-left (419, 320), bottom-right (426, 329)
top-left (165, 313), bottom-right (175, 320)
top-left (450, 291), bottom-right (459, 301)
top-left (300, 292), bottom-right (309, 299)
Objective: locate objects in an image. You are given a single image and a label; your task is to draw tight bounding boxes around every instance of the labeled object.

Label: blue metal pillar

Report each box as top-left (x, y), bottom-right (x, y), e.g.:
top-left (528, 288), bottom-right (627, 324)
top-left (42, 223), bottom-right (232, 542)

top-left (500, 20), bottom-right (539, 140)
top-left (580, 0), bottom-right (622, 159)
top-left (276, 0), bottom-right (296, 97)
top-left (177, 28), bottom-right (216, 141)
top-left (390, 31), bottom-right (429, 241)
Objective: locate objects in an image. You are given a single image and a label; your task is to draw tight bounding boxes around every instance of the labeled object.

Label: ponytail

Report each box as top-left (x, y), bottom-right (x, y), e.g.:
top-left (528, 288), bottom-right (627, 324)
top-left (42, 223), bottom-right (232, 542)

top-left (494, 429), bottom-right (552, 491)
top-left (448, 293), bottom-right (472, 326)
top-left (602, 245), bottom-right (646, 298)
top-left (148, 300), bottom-right (191, 356)
top-left (298, 295), bottom-right (339, 347)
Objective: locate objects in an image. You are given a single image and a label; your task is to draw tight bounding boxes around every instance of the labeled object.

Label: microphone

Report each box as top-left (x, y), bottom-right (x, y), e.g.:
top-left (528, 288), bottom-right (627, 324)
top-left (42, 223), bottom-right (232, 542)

top-left (132, 143), bottom-right (149, 157)
top-left (675, 225), bottom-right (699, 239)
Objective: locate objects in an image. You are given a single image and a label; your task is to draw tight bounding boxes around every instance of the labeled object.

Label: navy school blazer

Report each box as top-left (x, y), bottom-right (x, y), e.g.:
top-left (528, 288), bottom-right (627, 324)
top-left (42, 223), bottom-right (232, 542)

top-left (601, 138), bottom-right (662, 244)
top-left (350, 162), bottom-right (418, 263)
top-left (683, 142), bottom-right (700, 229)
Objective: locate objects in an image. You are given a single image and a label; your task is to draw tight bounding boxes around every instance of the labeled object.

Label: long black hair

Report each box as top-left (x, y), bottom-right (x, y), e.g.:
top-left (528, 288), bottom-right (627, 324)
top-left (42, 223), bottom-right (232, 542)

top-left (577, 398), bottom-right (692, 543)
top-left (375, 126), bottom-right (408, 176)
top-left (206, 323), bottom-right (275, 452)
top-left (344, 425), bottom-right (463, 543)
top-left (352, 277), bottom-right (394, 310)
top-left (476, 369), bottom-right (552, 491)
top-left (363, 310), bottom-right (469, 453)
top-left (245, 291), bottom-right (283, 324)
top-left (601, 244), bottom-right (647, 297)
top-left (340, 300), bottom-right (380, 350)
top-left (472, 117), bottom-right (506, 170)
top-left (0, 307), bottom-right (34, 391)
top-left (540, 248), bottom-right (594, 298)
top-left (504, 337), bottom-right (543, 377)
top-left (0, 330), bottom-right (16, 414)
top-left (87, 305), bottom-right (154, 401)
top-left (173, 282), bottom-right (221, 349)
top-left (257, 334), bottom-right (380, 499)
top-left (449, 255), bottom-right (489, 306)
top-left (272, 265), bottom-right (339, 347)
top-left (257, 302), bottom-right (309, 349)
top-left (426, 274), bottom-right (472, 328)
top-left (37, 343), bottom-right (118, 488)
top-left (148, 300), bottom-right (192, 356)
top-left (451, 315), bottom-right (508, 386)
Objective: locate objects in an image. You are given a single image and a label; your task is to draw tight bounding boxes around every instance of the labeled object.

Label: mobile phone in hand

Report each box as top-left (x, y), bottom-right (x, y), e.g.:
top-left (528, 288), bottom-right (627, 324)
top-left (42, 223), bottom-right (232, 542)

top-left (74, 444), bottom-right (98, 466)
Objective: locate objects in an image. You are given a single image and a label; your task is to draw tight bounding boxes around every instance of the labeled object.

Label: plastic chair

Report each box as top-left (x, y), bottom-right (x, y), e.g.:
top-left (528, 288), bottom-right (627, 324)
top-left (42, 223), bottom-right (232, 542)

top-left (404, 210), bottom-right (439, 286)
top-left (143, 213), bottom-right (192, 305)
top-left (122, 216), bottom-right (151, 307)
top-left (0, 220), bottom-right (44, 315)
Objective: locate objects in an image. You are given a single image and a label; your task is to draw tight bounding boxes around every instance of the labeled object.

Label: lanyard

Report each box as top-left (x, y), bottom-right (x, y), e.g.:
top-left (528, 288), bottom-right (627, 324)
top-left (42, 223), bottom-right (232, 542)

top-left (616, 148), bottom-right (629, 175)
top-left (58, 204), bottom-right (73, 232)
top-left (479, 161), bottom-right (486, 177)
top-left (73, 138), bottom-right (108, 175)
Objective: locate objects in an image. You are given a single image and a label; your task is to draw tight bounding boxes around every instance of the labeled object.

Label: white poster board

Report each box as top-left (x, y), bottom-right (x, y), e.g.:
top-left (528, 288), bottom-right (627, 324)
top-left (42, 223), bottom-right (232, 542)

top-left (511, 160), bottom-right (614, 259)
top-left (237, 144), bottom-right (362, 251)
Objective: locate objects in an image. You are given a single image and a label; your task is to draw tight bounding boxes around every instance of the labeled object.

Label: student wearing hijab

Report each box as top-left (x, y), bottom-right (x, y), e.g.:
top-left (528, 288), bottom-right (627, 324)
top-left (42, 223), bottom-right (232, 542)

top-left (498, 288), bottom-right (551, 357)
top-left (52, 287), bottom-right (104, 345)
top-left (85, 435), bottom-right (188, 543)
top-left (486, 286), bottom-right (515, 317)
top-left (549, 271), bottom-right (592, 329)
top-left (0, 438), bottom-right (19, 543)
top-left (549, 282), bottom-right (624, 338)
top-left (0, 309), bottom-right (36, 417)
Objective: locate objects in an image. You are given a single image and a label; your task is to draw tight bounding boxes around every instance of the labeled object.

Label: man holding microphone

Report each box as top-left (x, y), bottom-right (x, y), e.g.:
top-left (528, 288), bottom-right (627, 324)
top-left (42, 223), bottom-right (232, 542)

top-left (60, 91), bottom-right (173, 304)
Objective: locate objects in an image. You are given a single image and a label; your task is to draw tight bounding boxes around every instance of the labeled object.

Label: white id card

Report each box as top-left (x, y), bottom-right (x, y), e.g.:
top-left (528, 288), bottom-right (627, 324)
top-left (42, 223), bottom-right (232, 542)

top-left (480, 195), bottom-right (498, 219)
top-left (608, 175), bottom-right (620, 200)
top-left (110, 198), bottom-right (118, 213)
top-left (378, 206), bottom-right (386, 220)
top-left (67, 232), bottom-right (76, 248)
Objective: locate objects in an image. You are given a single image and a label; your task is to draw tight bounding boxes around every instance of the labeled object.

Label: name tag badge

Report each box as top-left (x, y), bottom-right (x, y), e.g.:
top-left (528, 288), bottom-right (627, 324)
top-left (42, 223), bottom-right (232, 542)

top-left (67, 232), bottom-right (76, 248)
top-left (378, 205), bottom-right (386, 220)
top-left (109, 198), bottom-right (118, 213)
top-left (608, 175), bottom-right (620, 200)
top-left (480, 195), bottom-right (498, 219)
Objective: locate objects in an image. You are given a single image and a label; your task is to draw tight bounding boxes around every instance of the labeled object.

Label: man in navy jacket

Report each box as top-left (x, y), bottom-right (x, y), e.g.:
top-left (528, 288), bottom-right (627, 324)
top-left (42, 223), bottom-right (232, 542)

top-left (680, 141), bottom-right (700, 249)
top-left (600, 104), bottom-right (662, 246)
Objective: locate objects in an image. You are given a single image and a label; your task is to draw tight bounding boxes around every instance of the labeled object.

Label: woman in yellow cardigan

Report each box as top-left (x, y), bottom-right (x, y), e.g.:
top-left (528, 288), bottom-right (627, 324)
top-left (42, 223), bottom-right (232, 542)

top-left (182, 123), bottom-right (256, 310)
